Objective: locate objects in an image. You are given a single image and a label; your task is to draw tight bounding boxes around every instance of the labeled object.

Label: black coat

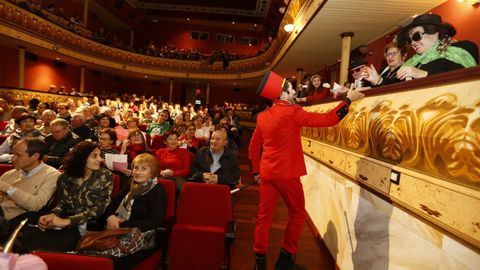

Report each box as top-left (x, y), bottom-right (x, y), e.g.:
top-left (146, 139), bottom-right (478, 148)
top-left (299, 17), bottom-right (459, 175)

top-left (102, 182), bottom-right (166, 232)
top-left (190, 146), bottom-right (240, 189)
top-left (44, 132), bottom-right (81, 168)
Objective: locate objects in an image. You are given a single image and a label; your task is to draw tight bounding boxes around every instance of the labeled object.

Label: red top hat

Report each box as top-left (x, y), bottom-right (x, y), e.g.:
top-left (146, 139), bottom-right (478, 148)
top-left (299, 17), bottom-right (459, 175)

top-left (256, 70), bottom-right (286, 100)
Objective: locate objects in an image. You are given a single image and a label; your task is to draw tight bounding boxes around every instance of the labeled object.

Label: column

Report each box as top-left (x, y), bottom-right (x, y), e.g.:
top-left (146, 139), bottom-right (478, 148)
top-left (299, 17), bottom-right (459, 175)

top-left (83, 0), bottom-right (89, 27)
top-left (80, 66), bottom-right (85, 93)
top-left (169, 79), bottom-right (173, 103)
top-left (296, 68), bottom-right (303, 91)
top-left (339, 32), bottom-right (354, 86)
top-left (18, 47), bottom-right (25, 88)
top-left (130, 29), bottom-right (135, 48)
top-left (206, 81), bottom-right (210, 106)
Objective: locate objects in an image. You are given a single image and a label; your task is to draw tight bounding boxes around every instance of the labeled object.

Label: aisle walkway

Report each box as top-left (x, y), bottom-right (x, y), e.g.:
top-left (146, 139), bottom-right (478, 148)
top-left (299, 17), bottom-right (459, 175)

top-left (230, 129), bottom-right (337, 270)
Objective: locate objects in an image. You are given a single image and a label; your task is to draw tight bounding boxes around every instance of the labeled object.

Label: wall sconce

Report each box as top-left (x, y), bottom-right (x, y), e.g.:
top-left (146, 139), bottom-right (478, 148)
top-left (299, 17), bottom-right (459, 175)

top-left (284, 23), bottom-right (294, 33)
top-left (456, 0), bottom-right (480, 5)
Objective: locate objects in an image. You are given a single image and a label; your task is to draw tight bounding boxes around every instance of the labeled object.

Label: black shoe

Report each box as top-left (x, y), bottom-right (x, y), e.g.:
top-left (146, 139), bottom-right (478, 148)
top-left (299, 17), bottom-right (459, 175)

top-left (254, 253), bottom-right (267, 270)
top-left (275, 248), bottom-right (307, 270)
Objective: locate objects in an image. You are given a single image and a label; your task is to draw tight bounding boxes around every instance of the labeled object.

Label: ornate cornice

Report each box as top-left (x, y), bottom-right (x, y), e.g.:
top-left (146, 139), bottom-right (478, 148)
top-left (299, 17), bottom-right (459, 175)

top-left (0, 0), bottom-right (316, 80)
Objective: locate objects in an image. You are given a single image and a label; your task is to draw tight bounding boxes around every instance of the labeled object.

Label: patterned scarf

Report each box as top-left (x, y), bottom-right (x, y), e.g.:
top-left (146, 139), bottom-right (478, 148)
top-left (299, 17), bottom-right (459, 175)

top-left (402, 40), bottom-right (476, 69)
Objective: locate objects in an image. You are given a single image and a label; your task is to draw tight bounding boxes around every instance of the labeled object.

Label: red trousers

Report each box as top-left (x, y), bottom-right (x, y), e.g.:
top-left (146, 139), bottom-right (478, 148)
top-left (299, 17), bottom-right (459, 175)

top-left (253, 177), bottom-right (306, 254)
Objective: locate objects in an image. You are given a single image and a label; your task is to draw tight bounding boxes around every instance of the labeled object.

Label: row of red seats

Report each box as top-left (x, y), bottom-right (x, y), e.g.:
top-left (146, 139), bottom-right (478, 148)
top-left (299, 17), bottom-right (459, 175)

top-left (31, 181), bottom-right (235, 270)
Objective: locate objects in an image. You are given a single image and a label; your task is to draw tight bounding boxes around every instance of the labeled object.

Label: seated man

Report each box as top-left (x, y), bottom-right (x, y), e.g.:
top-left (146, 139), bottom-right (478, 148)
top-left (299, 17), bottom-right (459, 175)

top-left (190, 129), bottom-right (240, 190)
top-left (71, 113), bottom-right (95, 141)
top-left (43, 118), bottom-right (81, 169)
top-left (0, 138), bottom-right (60, 222)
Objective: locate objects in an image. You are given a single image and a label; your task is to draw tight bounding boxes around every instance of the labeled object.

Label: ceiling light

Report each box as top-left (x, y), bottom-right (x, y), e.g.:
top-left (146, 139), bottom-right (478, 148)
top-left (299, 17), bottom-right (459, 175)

top-left (187, 18), bottom-right (190, 21)
top-left (284, 24), bottom-right (294, 33)
top-left (232, 21), bottom-right (235, 24)
top-left (55, 57), bottom-right (60, 60)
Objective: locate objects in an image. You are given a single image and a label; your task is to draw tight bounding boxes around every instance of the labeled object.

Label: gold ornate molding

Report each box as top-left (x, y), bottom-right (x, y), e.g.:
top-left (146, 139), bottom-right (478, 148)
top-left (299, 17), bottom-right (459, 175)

top-left (0, 0), bottom-right (318, 80)
top-left (302, 76), bottom-right (480, 190)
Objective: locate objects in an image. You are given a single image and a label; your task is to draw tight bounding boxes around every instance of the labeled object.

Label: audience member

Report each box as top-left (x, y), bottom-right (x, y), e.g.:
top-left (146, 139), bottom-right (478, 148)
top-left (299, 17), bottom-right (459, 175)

top-left (396, 14), bottom-right (478, 80)
top-left (179, 124), bottom-right (201, 153)
top-left (98, 128), bottom-right (119, 159)
top-left (120, 129), bottom-right (148, 164)
top-left (22, 141), bottom-right (113, 252)
top-left (1, 106), bottom-right (29, 135)
top-left (190, 129), bottom-right (240, 190)
top-left (296, 74), bottom-right (332, 103)
top-left (98, 153), bottom-right (166, 269)
top-left (36, 109), bottom-right (57, 136)
top-left (147, 110), bottom-right (170, 136)
top-left (0, 138), bottom-right (59, 223)
top-left (43, 118), bottom-right (81, 168)
top-left (93, 113), bottom-right (111, 139)
top-left (0, 113), bottom-right (43, 163)
top-left (71, 113), bottom-right (95, 141)
top-left (364, 42), bottom-right (407, 86)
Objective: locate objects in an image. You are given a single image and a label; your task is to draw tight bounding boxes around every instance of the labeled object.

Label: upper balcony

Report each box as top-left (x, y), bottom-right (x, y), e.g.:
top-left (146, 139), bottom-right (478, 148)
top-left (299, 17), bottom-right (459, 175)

top-left (0, 0), bottom-right (312, 81)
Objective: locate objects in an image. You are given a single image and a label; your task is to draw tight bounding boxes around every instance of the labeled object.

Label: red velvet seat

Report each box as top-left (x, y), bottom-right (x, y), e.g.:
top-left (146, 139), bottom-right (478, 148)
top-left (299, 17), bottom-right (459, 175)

top-left (150, 134), bottom-right (166, 153)
top-left (31, 251), bottom-right (114, 270)
top-left (0, 164), bottom-right (13, 176)
top-left (138, 124), bottom-right (147, 132)
top-left (131, 178), bottom-right (177, 270)
top-left (111, 173), bottom-right (121, 198)
top-left (167, 182), bottom-right (235, 270)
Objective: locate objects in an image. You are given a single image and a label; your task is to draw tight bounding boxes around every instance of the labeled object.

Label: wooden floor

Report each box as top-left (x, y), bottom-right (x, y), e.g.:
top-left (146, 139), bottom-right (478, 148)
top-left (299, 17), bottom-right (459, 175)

top-left (230, 129), bottom-right (337, 270)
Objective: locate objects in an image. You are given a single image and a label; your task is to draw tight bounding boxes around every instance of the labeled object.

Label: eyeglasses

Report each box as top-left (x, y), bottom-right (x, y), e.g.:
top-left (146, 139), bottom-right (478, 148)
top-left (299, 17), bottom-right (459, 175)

top-left (407, 31), bottom-right (426, 44)
top-left (384, 50), bottom-right (400, 58)
top-left (351, 66), bottom-right (365, 73)
top-left (187, 128), bottom-right (195, 131)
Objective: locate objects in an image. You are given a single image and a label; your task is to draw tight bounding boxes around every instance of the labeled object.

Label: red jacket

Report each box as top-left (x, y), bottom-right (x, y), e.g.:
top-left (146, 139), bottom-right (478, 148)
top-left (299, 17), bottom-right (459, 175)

top-left (306, 87), bottom-right (332, 102)
top-left (249, 99), bottom-right (349, 180)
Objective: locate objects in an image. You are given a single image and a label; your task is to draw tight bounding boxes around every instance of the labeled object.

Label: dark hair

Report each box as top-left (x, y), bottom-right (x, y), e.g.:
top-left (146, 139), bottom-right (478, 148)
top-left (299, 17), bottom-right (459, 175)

top-left (63, 141), bottom-right (98, 178)
top-left (16, 137), bottom-right (47, 160)
top-left (422, 24), bottom-right (451, 41)
top-left (100, 128), bottom-right (117, 142)
top-left (29, 98), bottom-right (40, 109)
top-left (163, 130), bottom-right (179, 142)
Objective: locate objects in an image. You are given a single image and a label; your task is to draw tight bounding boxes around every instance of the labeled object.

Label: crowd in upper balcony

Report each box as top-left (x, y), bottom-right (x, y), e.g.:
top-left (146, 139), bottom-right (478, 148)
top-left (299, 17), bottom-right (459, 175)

top-left (9, 0), bottom-right (269, 67)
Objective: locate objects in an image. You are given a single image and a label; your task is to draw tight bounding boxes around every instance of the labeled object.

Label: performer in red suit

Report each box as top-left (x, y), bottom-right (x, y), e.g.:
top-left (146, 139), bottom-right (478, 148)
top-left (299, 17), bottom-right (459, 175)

top-left (249, 70), bottom-right (366, 270)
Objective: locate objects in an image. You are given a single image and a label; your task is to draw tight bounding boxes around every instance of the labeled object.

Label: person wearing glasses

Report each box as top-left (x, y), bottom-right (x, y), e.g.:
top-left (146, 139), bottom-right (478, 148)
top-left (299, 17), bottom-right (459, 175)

top-left (396, 14), bottom-right (478, 80)
top-left (364, 42), bottom-right (407, 86)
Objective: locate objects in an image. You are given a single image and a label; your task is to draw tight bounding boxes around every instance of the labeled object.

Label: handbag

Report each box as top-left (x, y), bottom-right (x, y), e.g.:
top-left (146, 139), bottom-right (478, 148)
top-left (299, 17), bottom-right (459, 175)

top-left (76, 228), bottom-right (157, 258)
top-left (76, 227), bottom-right (131, 251)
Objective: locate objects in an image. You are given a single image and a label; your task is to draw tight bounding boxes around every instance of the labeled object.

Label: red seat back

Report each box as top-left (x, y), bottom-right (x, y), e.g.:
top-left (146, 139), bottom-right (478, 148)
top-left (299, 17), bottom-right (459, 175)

top-left (138, 124), bottom-right (147, 132)
top-left (150, 135), bottom-right (166, 150)
top-left (176, 182), bottom-right (232, 227)
top-left (0, 121), bottom-right (7, 131)
top-left (0, 164), bottom-right (13, 176)
top-left (167, 182), bottom-right (232, 269)
top-left (157, 178), bottom-right (176, 220)
top-left (111, 173), bottom-right (121, 198)
top-left (32, 251), bottom-right (113, 270)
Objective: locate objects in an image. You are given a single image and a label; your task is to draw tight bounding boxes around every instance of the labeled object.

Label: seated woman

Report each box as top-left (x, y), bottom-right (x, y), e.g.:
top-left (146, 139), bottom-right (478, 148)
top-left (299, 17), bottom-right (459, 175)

top-left (296, 74), bottom-right (332, 103)
top-left (178, 124), bottom-right (201, 153)
top-left (98, 128), bottom-right (119, 159)
top-left (92, 113), bottom-right (112, 139)
top-left (100, 153), bottom-right (166, 270)
top-left (155, 131), bottom-right (192, 193)
top-left (120, 129), bottom-right (148, 164)
top-left (396, 13), bottom-right (478, 80)
top-left (193, 115), bottom-right (210, 142)
top-left (171, 114), bottom-right (186, 137)
top-left (22, 141), bottom-right (113, 252)
top-left (364, 42), bottom-right (407, 86)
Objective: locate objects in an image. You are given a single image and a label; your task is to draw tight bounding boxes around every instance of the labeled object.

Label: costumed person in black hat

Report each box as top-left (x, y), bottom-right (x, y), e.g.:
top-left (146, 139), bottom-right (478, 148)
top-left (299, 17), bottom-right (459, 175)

top-left (348, 57), bottom-right (372, 89)
top-left (249, 70), bottom-right (366, 270)
top-left (396, 13), bottom-right (478, 80)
